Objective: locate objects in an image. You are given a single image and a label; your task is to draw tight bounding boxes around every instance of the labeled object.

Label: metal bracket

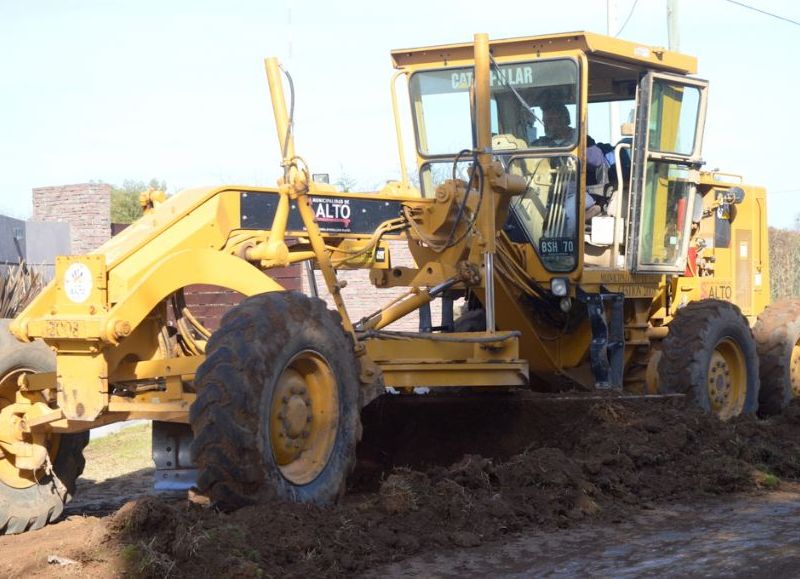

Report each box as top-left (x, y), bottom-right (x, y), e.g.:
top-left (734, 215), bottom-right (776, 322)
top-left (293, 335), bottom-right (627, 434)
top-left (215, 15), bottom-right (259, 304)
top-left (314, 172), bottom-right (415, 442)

top-left (577, 287), bottom-right (625, 390)
top-left (152, 421), bottom-right (197, 491)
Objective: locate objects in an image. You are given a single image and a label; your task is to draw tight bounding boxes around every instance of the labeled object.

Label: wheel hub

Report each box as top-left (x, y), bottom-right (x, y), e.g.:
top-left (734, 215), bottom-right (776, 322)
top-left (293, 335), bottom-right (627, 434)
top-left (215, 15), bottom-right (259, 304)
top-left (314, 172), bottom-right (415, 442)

top-left (706, 339), bottom-right (746, 420)
top-left (0, 368), bottom-right (57, 488)
top-left (283, 395), bottom-right (310, 438)
top-left (707, 353), bottom-right (731, 408)
top-left (269, 351), bottom-right (339, 485)
top-left (273, 370), bottom-right (310, 460)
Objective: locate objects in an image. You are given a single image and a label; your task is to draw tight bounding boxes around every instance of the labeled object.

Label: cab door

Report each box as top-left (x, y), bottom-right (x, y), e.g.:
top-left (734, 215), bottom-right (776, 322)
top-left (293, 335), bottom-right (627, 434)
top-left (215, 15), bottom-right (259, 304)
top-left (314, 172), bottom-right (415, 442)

top-left (627, 72), bottom-right (708, 273)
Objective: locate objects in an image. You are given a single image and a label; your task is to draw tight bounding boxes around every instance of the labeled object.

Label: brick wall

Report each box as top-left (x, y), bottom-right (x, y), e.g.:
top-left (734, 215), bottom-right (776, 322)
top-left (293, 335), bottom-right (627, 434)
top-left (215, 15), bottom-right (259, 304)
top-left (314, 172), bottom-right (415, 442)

top-left (184, 266), bottom-right (302, 332)
top-left (182, 240), bottom-right (447, 334)
top-left (303, 240), bottom-right (446, 332)
top-left (32, 183), bottom-right (111, 254)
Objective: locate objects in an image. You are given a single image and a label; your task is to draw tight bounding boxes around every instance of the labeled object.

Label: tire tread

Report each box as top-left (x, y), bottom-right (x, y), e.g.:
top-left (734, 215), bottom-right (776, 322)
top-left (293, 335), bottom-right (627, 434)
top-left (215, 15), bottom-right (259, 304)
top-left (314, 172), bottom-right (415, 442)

top-left (658, 299), bottom-right (759, 416)
top-left (190, 291), bottom-right (361, 511)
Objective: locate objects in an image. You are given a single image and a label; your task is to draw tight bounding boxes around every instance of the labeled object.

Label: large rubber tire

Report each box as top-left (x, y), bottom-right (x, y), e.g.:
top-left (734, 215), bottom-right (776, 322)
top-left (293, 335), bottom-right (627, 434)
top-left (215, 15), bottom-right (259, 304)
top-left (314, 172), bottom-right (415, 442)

top-left (753, 298), bottom-right (800, 416)
top-left (0, 337), bottom-right (89, 535)
top-left (190, 291), bottom-right (361, 511)
top-left (658, 299), bottom-right (759, 420)
top-left (0, 319), bottom-right (23, 354)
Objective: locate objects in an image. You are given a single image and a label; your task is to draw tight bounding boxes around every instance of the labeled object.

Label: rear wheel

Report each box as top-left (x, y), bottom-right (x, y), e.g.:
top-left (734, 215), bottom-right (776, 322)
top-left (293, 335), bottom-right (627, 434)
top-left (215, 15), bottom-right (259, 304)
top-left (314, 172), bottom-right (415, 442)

top-left (190, 291), bottom-right (361, 510)
top-left (658, 299), bottom-right (759, 420)
top-left (0, 319), bottom-right (20, 353)
top-left (0, 339), bottom-right (88, 535)
top-left (753, 298), bottom-right (800, 416)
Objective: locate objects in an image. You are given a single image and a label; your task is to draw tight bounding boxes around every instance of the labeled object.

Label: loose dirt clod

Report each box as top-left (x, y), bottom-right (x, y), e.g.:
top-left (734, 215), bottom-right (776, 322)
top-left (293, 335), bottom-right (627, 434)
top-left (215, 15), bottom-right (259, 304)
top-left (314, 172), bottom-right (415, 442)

top-left (379, 470), bottom-right (425, 514)
top-left (112, 496), bottom-right (178, 537)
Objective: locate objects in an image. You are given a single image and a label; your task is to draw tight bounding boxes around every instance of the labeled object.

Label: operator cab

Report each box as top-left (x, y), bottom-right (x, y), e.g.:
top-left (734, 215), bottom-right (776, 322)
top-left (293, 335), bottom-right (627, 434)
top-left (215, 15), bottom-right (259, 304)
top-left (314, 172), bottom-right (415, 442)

top-left (395, 32), bottom-right (708, 276)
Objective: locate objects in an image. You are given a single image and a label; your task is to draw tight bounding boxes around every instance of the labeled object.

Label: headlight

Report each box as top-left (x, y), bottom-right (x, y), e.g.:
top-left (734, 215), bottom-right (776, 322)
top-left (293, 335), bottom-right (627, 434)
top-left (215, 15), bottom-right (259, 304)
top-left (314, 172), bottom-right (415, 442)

top-left (551, 277), bottom-right (569, 297)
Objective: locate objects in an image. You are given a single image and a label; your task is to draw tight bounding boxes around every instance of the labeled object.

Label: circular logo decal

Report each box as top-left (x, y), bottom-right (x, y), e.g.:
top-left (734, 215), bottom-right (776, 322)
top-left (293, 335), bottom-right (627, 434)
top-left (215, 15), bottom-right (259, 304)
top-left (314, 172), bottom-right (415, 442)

top-left (64, 263), bottom-right (93, 304)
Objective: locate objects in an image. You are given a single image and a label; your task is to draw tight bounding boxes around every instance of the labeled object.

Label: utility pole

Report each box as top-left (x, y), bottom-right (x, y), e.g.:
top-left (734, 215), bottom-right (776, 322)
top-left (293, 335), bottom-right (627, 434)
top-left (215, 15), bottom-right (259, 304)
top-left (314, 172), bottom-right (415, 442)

top-left (287, 0), bottom-right (294, 61)
top-left (667, 0), bottom-right (680, 51)
top-left (608, 0), bottom-right (620, 143)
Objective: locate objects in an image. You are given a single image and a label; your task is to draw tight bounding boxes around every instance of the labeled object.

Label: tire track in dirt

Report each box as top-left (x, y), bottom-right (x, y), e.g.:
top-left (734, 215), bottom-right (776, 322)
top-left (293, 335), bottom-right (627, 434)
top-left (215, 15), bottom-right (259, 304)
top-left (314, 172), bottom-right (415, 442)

top-left (367, 483), bottom-right (800, 577)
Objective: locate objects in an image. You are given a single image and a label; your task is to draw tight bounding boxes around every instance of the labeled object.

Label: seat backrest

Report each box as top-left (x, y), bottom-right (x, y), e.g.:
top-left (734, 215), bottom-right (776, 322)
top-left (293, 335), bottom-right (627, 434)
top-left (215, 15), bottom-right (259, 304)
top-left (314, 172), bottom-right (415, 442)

top-left (492, 133), bottom-right (527, 151)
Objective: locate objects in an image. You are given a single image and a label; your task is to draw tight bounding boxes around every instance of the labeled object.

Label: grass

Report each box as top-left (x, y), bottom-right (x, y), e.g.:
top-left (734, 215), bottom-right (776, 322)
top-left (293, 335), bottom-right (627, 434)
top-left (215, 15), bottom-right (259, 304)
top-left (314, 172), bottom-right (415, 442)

top-left (752, 469), bottom-right (782, 490)
top-left (121, 539), bottom-right (177, 577)
top-left (82, 422), bottom-right (154, 481)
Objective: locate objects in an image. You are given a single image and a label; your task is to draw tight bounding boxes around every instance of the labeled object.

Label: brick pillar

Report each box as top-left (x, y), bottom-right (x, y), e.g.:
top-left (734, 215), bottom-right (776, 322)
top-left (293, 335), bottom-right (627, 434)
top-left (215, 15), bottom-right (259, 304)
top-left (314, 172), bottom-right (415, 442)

top-left (32, 183), bottom-right (111, 254)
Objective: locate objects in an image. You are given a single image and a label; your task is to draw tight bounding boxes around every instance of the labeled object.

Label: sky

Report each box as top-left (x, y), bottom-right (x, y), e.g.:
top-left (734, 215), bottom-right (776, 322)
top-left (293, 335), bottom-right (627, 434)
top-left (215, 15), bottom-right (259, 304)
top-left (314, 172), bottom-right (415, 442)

top-left (0, 0), bottom-right (798, 228)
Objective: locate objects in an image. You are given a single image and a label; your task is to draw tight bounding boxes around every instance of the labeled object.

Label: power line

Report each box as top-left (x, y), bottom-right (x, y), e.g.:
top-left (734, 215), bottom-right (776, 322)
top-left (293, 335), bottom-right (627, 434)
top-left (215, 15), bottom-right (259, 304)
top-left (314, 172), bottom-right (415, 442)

top-left (615, 0), bottom-right (640, 37)
top-left (721, 0), bottom-right (800, 27)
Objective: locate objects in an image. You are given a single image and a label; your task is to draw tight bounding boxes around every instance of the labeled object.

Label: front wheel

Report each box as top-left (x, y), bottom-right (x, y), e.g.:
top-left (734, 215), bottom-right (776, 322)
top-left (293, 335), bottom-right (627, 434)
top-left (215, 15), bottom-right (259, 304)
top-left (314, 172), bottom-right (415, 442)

top-left (190, 291), bottom-right (361, 510)
top-left (658, 299), bottom-right (759, 420)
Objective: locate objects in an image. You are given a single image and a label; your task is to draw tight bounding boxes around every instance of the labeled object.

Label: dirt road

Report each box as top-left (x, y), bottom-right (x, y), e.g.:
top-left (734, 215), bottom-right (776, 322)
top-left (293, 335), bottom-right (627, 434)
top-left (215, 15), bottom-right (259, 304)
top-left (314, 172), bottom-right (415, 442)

top-left (0, 395), bottom-right (797, 577)
top-left (2, 480), bottom-right (798, 577)
top-left (368, 483), bottom-right (800, 577)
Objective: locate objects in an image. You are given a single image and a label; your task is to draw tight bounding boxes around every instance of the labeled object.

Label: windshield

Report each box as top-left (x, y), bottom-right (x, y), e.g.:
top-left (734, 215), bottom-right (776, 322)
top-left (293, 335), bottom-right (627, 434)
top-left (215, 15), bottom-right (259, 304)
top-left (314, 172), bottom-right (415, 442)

top-left (409, 59), bottom-right (579, 157)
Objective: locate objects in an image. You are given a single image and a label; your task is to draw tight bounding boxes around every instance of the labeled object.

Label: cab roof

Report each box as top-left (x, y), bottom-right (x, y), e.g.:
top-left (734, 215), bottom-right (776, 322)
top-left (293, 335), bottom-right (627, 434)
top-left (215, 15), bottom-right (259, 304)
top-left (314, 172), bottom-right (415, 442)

top-left (390, 31), bottom-right (697, 76)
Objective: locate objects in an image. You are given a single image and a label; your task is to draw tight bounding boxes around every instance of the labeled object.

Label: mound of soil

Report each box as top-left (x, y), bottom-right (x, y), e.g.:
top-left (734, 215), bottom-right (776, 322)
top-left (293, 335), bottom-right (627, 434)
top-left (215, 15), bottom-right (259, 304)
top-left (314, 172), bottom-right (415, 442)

top-left (104, 395), bottom-right (800, 577)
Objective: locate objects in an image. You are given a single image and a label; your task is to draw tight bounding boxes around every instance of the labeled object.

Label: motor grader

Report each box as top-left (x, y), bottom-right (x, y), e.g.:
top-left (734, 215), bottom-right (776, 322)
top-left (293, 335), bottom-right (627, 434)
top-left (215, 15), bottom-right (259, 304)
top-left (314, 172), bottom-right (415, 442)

top-left (2, 31), bottom-right (799, 535)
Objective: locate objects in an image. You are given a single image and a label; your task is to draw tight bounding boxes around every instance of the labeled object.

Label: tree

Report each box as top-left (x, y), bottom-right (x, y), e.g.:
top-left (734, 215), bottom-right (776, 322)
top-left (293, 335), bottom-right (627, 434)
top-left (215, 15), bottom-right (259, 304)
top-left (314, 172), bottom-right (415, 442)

top-left (110, 178), bottom-right (167, 224)
top-left (334, 172), bottom-right (359, 193)
top-left (768, 226), bottom-right (800, 299)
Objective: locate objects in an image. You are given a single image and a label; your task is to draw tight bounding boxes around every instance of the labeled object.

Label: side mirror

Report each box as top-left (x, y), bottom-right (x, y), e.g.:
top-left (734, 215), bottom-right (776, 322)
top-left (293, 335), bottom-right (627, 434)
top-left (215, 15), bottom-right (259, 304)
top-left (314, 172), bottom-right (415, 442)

top-left (723, 186), bottom-right (745, 205)
top-left (714, 186), bottom-right (744, 222)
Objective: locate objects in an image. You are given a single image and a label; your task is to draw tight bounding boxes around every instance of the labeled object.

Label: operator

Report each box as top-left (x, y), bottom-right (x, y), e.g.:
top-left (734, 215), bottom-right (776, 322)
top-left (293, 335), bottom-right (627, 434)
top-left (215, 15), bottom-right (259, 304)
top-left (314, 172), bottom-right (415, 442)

top-left (538, 103), bottom-right (576, 146)
top-left (534, 103), bottom-right (603, 221)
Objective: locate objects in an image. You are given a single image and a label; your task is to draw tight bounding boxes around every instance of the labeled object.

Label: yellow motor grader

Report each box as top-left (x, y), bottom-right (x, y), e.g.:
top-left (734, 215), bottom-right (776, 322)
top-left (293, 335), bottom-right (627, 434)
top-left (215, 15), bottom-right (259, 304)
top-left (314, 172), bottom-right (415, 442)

top-left (2, 31), bottom-right (798, 534)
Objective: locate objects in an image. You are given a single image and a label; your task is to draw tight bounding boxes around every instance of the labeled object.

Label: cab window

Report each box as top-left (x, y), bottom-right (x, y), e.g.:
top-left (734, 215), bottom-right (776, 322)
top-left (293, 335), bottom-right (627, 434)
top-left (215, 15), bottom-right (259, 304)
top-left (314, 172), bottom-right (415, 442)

top-left (648, 81), bottom-right (702, 156)
top-left (506, 155), bottom-right (579, 272)
top-left (409, 59), bottom-right (579, 157)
